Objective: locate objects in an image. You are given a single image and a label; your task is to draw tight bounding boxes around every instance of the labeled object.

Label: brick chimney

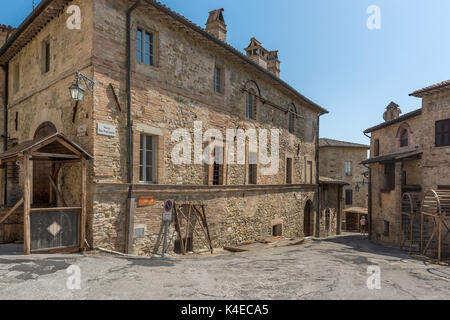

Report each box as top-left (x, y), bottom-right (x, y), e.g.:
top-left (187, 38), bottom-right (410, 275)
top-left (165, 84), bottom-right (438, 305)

top-left (383, 102), bottom-right (402, 122)
top-left (245, 38), bottom-right (281, 77)
top-left (267, 51), bottom-right (280, 78)
top-left (0, 25), bottom-right (14, 47)
top-left (206, 9), bottom-right (227, 42)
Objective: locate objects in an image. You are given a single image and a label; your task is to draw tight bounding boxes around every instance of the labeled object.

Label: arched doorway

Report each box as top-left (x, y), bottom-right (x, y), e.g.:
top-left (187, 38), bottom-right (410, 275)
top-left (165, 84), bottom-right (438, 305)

top-left (33, 122), bottom-right (57, 204)
top-left (304, 200), bottom-right (313, 237)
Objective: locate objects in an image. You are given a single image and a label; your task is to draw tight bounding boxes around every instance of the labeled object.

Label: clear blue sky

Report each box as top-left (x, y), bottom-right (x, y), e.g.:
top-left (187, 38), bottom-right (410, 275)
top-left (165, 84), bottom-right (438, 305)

top-left (2, 0), bottom-right (450, 145)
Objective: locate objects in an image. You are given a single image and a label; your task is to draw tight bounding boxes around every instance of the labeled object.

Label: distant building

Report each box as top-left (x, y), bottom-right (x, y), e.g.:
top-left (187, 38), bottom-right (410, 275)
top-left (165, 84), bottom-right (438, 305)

top-left (319, 138), bottom-right (369, 232)
top-left (363, 86), bottom-right (449, 260)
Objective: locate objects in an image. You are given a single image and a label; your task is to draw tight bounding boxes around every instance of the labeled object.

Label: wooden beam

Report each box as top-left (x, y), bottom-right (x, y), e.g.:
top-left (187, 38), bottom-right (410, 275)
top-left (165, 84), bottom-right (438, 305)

top-left (31, 207), bottom-right (81, 213)
top-left (48, 175), bottom-right (67, 207)
top-left (80, 157), bottom-right (87, 252)
top-left (32, 152), bottom-right (80, 159)
top-left (0, 198), bottom-right (24, 224)
top-left (23, 153), bottom-right (32, 255)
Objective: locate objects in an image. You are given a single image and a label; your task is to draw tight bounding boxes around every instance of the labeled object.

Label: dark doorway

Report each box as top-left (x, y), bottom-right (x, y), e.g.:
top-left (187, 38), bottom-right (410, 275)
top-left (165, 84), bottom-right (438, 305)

top-left (304, 200), bottom-right (312, 237)
top-left (33, 122), bottom-right (57, 205)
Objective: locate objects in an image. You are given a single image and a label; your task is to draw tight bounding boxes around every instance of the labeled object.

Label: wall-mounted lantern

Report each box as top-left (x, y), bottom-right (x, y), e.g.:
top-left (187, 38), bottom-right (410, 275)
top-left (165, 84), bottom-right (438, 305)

top-left (69, 72), bottom-right (95, 101)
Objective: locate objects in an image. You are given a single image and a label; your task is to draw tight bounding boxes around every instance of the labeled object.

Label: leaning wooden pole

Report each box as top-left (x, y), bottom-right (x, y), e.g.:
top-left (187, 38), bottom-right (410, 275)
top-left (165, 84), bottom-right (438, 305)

top-left (23, 153), bottom-right (32, 255)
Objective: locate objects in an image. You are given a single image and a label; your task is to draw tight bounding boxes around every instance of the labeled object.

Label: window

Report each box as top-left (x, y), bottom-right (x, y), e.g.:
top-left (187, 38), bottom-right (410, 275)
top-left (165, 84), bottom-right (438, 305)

top-left (384, 220), bottom-right (390, 236)
top-left (42, 39), bottom-right (50, 74)
top-left (435, 119), bottom-right (450, 147)
top-left (345, 161), bottom-right (352, 176)
top-left (246, 91), bottom-right (256, 120)
top-left (139, 134), bottom-right (157, 183)
top-left (137, 29), bottom-right (154, 66)
top-left (400, 129), bottom-right (408, 147)
top-left (345, 189), bottom-right (353, 205)
top-left (272, 224), bottom-right (282, 237)
top-left (286, 157), bottom-right (293, 184)
top-left (288, 107), bottom-right (295, 134)
top-left (383, 163), bottom-right (395, 191)
top-left (248, 151), bottom-right (257, 184)
top-left (13, 64), bottom-right (19, 93)
top-left (214, 66), bottom-right (222, 93)
top-left (212, 146), bottom-right (224, 186)
top-left (374, 139), bottom-right (380, 157)
top-left (306, 161), bottom-right (313, 184)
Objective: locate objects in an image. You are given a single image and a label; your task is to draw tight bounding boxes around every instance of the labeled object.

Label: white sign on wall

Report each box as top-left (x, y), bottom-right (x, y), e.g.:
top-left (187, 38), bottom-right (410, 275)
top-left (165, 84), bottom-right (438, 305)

top-left (77, 125), bottom-right (87, 137)
top-left (97, 123), bottom-right (116, 137)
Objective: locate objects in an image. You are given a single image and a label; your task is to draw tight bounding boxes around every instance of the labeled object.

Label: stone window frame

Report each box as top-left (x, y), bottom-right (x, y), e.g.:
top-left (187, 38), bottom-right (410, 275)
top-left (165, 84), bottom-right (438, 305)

top-left (399, 129), bottom-right (409, 148)
top-left (345, 160), bottom-right (352, 177)
top-left (206, 139), bottom-right (227, 186)
top-left (287, 104), bottom-right (297, 134)
top-left (396, 122), bottom-right (413, 149)
top-left (133, 124), bottom-right (164, 185)
top-left (213, 64), bottom-right (225, 95)
top-left (135, 25), bottom-right (159, 68)
top-left (246, 145), bottom-right (258, 185)
top-left (285, 156), bottom-right (293, 184)
top-left (373, 139), bottom-right (380, 157)
top-left (41, 35), bottom-right (51, 75)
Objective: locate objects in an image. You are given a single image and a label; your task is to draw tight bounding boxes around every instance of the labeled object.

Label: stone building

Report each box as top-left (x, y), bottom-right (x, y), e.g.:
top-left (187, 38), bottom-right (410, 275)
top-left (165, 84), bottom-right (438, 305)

top-left (319, 138), bottom-right (369, 231)
top-left (363, 89), bottom-right (449, 257)
top-left (0, 0), bottom-right (328, 255)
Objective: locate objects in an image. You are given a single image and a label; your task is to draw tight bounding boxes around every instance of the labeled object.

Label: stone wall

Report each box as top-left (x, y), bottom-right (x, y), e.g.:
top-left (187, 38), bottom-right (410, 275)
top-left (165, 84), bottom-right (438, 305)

top-left (319, 146), bottom-right (368, 209)
top-left (89, 0), bottom-right (322, 253)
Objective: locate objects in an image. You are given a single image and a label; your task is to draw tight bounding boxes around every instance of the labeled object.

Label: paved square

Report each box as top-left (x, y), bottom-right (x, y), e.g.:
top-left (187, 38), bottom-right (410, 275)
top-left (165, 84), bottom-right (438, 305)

top-left (0, 234), bottom-right (449, 300)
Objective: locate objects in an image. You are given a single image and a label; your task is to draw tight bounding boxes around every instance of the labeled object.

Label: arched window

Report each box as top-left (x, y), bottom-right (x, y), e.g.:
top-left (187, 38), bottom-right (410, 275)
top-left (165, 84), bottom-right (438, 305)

top-left (246, 90), bottom-right (256, 120)
top-left (374, 139), bottom-right (380, 157)
top-left (400, 129), bottom-right (408, 147)
top-left (288, 105), bottom-right (296, 134)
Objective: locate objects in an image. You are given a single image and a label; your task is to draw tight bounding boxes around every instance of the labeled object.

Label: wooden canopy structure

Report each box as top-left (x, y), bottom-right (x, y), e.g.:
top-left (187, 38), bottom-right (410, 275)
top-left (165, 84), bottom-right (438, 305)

top-left (420, 189), bottom-right (450, 262)
top-left (0, 133), bottom-right (92, 254)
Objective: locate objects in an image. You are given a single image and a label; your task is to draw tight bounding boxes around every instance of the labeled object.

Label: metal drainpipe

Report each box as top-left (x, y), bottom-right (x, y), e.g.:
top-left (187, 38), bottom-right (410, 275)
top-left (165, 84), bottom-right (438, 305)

top-left (364, 131), bottom-right (372, 240)
top-left (315, 115), bottom-right (321, 237)
top-left (127, 0), bottom-right (141, 187)
top-left (125, 0), bottom-right (142, 254)
top-left (1, 63), bottom-right (8, 205)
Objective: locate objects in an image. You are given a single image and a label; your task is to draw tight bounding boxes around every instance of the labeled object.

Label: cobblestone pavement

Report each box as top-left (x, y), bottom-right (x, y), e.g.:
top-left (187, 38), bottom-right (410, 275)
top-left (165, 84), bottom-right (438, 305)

top-left (0, 234), bottom-right (449, 300)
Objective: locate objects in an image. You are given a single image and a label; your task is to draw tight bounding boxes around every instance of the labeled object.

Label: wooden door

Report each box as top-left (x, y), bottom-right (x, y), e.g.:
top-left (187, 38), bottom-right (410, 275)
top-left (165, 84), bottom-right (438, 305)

top-left (304, 201), bottom-right (312, 237)
top-left (33, 122), bottom-right (57, 205)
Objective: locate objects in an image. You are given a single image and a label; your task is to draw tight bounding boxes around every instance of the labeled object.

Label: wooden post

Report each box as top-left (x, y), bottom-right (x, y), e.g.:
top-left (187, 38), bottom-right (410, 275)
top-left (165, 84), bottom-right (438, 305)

top-left (80, 157), bottom-right (87, 251)
top-left (23, 153), bottom-right (32, 255)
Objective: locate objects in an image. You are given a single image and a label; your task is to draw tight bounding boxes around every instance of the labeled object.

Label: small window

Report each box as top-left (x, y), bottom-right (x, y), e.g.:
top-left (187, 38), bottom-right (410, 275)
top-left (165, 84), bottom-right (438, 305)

top-left (139, 134), bottom-right (157, 183)
top-left (13, 64), bottom-right (20, 93)
top-left (384, 220), bottom-right (390, 236)
top-left (246, 91), bottom-right (256, 120)
top-left (137, 29), bottom-right (155, 66)
top-left (435, 119), bottom-right (450, 147)
top-left (214, 66), bottom-right (222, 93)
top-left (272, 224), bottom-right (282, 237)
top-left (286, 157), bottom-right (293, 184)
top-left (374, 139), bottom-right (380, 157)
top-left (288, 107), bottom-right (295, 134)
top-left (134, 227), bottom-right (145, 238)
top-left (383, 163), bottom-right (395, 190)
top-left (345, 189), bottom-right (353, 205)
top-left (212, 146), bottom-right (224, 186)
top-left (345, 161), bottom-right (352, 176)
top-left (42, 39), bottom-right (50, 74)
top-left (400, 129), bottom-right (408, 147)
top-left (248, 151), bottom-right (257, 185)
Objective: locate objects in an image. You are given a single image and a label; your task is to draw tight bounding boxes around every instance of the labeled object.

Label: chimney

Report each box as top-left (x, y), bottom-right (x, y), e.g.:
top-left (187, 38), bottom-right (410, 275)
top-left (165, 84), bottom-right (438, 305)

top-left (0, 25), bottom-right (14, 47)
top-left (245, 38), bottom-right (281, 77)
top-left (383, 102), bottom-right (402, 122)
top-left (206, 9), bottom-right (227, 42)
top-left (267, 51), bottom-right (280, 78)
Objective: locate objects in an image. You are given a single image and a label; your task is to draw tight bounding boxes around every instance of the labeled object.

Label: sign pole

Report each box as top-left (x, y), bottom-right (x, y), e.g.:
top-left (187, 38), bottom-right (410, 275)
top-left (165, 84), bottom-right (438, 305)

top-left (161, 199), bottom-right (174, 259)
